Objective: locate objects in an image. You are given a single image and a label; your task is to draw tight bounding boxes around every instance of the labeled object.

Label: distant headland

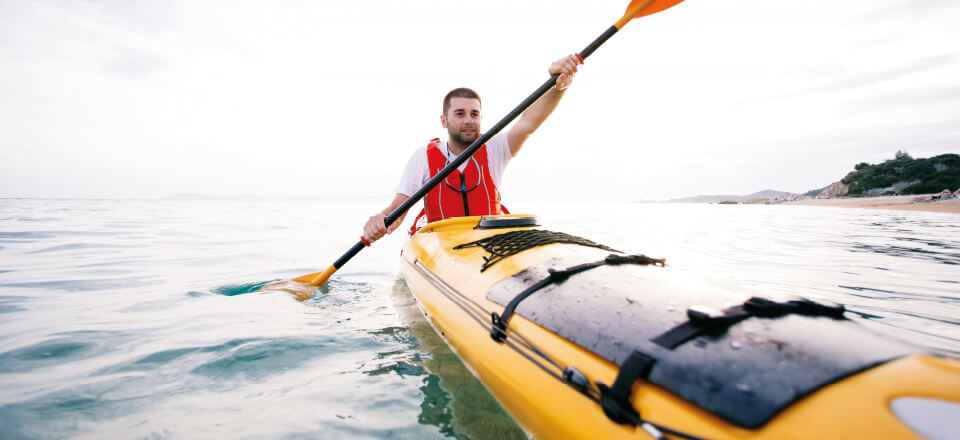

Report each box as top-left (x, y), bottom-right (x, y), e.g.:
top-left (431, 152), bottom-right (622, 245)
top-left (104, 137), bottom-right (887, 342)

top-left (669, 152), bottom-right (960, 213)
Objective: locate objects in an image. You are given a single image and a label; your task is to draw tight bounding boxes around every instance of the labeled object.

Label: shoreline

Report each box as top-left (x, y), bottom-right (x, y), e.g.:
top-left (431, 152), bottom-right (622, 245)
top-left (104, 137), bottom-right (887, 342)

top-left (781, 195), bottom-right (960, 214)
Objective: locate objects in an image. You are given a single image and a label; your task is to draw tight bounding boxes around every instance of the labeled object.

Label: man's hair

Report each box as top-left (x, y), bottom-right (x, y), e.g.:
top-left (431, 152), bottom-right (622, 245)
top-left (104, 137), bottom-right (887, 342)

top-left (443, 88), bottom-right (481, 116)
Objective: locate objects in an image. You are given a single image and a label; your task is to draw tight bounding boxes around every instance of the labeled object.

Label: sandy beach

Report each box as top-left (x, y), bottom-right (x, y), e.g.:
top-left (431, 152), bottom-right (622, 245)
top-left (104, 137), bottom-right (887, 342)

top-left (783, 195), bottom-right (960, 214)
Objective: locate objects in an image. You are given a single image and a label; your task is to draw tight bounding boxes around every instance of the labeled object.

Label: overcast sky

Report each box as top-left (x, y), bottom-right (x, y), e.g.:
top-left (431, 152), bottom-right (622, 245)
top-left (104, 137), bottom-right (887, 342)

top-left (1, 0), bottom-right (958, 201)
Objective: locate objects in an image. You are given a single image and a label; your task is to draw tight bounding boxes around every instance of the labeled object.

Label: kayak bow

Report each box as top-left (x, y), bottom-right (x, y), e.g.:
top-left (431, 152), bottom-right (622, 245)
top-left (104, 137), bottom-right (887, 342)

top-left (400, 215), bottom-right (960, 439)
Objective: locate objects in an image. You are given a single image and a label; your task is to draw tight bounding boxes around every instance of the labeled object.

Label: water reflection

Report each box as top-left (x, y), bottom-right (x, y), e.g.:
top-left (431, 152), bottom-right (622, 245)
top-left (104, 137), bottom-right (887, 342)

top-left (851, 216), bottom-right (960, 265)
top-left (369, 278), bottom-right (527, 440)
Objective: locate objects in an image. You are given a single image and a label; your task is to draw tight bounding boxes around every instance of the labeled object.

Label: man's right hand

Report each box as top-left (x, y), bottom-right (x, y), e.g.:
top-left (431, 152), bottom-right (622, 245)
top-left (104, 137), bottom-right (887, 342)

top-left (362, 194), bottom-right (410, 244)
top-left (363, 213), bottom-right (390, 244)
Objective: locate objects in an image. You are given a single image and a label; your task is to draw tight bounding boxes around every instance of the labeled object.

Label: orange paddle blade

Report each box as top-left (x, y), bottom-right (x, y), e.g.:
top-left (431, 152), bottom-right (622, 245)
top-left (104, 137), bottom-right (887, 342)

top-left (292, 264), bottom-right (337, 286)
top-left (616, 0), bottom-right (686, 29)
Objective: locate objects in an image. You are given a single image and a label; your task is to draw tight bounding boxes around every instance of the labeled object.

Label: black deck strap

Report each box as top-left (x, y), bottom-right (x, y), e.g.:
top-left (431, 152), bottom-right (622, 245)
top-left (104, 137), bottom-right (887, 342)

top-left (653, 296), bottom-right (847, 349)
top-left (651, 305), bottom-right (750, 349)
top-left (490, 253), bottom-right (665, 342)
top-left (604, 253), bottom-right (666, 267)
top-left (748, 296), bottom-right (847, 319)
top-left (490, 261), bottom-right (601, 341)
top-left (596, 351), bottom-right (656, 426)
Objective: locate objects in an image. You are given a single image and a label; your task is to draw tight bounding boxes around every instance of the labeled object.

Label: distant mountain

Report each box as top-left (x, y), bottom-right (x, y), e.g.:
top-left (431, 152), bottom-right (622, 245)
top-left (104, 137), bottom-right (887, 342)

top-left (804, 185), bottom-right (828, 197)
top-left (168, 193), bottom-right (220, 200)
top-left (165, 193), bottom-right (384, 201)
top-left (167, 193), bottom-right (259, 200)
top-left (667, 189), bottom-right (801, 204)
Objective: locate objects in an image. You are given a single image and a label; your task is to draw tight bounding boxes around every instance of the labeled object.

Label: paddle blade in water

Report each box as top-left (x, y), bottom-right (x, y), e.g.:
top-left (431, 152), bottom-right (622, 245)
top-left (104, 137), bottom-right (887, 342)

top-left (258, 279), bottom-right (318, 301)
top-left (617, 0), bottom-right (685, 29)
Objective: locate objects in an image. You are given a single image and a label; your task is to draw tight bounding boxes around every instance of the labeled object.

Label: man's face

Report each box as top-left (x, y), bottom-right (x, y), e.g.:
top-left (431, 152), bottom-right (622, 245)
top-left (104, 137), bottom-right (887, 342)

top-left (442, 97), bottom-right (482, 145)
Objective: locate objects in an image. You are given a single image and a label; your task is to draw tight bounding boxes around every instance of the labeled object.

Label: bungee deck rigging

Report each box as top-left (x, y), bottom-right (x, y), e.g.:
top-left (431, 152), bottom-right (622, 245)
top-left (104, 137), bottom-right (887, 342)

top-left (453, 229), bottom-right (620, 272)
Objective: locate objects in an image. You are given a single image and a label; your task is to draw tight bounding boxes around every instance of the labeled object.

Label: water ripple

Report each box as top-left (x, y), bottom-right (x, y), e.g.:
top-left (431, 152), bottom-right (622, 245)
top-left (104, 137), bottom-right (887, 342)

top-left (0, 331), bottom-right (130, 373)
top-left (28, 243), bottom-right (137, 254)
top-left (849, 242), bottom-right (960, 265)
top-left (211, 281), bottom-right (276, 296)
top-left (0, 277), bottom-right (164, 292)
top-left (189, 337), bottom-right (349, 380)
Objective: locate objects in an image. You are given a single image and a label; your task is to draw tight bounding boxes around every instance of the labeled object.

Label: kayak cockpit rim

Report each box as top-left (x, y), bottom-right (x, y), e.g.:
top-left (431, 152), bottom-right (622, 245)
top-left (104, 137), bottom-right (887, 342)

top-left (413, 214), bottom-right (540, 235)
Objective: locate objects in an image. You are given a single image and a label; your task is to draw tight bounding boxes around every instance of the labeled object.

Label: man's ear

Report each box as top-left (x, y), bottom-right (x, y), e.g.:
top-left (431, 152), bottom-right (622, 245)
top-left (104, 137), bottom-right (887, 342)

top-left (440, 114), bottom-right (448, 128)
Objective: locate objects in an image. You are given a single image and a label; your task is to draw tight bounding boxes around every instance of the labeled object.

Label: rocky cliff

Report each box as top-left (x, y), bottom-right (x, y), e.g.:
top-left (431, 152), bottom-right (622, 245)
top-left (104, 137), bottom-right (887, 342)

top-left (817, 181), bottom-right (849, 198)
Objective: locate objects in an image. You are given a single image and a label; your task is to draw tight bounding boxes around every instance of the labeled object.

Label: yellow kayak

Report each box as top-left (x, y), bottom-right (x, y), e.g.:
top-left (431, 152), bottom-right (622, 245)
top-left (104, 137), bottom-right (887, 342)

top-left (400, 215), bottom-right (960, 439)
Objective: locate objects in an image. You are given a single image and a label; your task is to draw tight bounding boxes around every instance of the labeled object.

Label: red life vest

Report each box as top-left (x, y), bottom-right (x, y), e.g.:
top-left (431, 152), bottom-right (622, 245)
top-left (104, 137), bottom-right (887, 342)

top-left (423, 138), bottom-right (502, 223)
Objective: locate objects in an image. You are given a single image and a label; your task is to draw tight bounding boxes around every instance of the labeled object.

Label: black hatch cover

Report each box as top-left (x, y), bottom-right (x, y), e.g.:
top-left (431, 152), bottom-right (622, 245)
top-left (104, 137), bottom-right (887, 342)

top-left (486, 255), bottom-right (917, 428)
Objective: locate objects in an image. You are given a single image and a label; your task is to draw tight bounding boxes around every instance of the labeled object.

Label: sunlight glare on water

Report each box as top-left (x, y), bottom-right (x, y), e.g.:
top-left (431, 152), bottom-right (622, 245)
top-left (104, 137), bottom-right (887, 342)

top-left (0, 198), bottom-right (957, 438)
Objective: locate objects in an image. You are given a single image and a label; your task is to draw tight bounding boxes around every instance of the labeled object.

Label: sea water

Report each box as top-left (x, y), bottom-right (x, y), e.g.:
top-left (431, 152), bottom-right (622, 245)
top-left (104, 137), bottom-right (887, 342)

top-left (1, 198), bottom-right (958, 439)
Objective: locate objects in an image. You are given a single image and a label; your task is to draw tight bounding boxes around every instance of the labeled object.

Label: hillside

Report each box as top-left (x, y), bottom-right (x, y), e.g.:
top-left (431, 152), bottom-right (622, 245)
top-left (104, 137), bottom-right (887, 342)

top-left (667, 152), bottom-right (959, 203)
top-left (839, 152), bottom-right (960, 196)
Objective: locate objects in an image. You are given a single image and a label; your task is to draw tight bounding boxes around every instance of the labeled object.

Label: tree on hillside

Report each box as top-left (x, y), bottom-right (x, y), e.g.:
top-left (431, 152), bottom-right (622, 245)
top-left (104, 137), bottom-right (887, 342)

top-left (841, 153), bottom-right (959, 196)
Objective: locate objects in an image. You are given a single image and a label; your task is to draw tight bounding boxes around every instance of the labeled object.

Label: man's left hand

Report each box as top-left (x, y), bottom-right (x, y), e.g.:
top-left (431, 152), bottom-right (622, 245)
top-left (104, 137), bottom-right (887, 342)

top-left (550, 54), bottom-right (581, 91)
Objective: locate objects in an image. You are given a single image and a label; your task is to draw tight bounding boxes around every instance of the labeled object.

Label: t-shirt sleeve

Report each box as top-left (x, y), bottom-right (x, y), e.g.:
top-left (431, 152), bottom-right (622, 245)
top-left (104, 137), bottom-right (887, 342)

top-left (486, 133), bottom-right (512, 188)
top-left (395, 147), bottom-right (429, 197)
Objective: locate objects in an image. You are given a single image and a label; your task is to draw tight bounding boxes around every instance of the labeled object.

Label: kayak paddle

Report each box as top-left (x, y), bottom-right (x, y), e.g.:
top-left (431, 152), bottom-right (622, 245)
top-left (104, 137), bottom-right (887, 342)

top-left (293, 0), bottom-right (684, 288)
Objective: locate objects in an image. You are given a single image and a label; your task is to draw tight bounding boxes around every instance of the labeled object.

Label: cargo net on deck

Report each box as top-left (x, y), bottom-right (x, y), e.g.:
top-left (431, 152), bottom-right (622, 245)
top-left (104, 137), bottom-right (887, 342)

top-left (453, 229), bottom-right (620, 272)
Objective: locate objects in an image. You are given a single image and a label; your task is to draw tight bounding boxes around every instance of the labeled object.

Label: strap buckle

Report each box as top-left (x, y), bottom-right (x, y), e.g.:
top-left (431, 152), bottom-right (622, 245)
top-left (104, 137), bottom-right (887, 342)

top-left (490, 312), bottom-right (507, 342)
top-left (597, 351), bottom-right (656, 426)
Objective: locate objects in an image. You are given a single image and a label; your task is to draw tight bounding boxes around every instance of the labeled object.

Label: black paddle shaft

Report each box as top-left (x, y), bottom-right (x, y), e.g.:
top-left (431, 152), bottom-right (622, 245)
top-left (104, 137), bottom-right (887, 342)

top-left (333, 25), bottom-right (621, 270)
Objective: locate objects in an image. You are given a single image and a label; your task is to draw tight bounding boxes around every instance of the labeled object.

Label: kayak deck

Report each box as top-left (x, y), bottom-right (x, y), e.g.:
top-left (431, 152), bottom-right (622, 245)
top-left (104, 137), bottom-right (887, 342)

top-left (400, 215), bottom-right (960, 439)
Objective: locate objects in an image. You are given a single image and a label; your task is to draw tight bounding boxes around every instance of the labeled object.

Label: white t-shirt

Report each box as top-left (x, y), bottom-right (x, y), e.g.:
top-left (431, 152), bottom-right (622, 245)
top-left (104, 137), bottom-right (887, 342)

top-left (395, 133), bottom-right (513, 197)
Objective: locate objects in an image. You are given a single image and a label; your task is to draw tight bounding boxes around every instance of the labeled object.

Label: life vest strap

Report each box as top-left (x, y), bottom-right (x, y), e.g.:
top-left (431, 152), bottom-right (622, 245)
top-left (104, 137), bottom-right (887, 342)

top-left (409, 208), bottom-right (428, 235)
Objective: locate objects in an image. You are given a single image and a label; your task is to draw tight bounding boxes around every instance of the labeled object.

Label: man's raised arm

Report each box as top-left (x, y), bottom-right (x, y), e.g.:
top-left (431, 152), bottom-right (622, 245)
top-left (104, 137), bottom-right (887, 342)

top-left (506, 54), bottom-right (582, 156)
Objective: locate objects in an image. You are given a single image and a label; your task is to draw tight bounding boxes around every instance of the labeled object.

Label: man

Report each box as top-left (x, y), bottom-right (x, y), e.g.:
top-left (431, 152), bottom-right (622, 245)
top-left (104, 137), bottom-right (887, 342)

top-left (362, 54), bottom-right (581, 243)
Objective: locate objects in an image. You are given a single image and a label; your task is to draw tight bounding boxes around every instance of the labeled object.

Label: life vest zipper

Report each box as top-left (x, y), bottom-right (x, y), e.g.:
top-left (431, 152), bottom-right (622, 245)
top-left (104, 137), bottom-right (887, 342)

top-left (460, 172), bottom-right (470, 216)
